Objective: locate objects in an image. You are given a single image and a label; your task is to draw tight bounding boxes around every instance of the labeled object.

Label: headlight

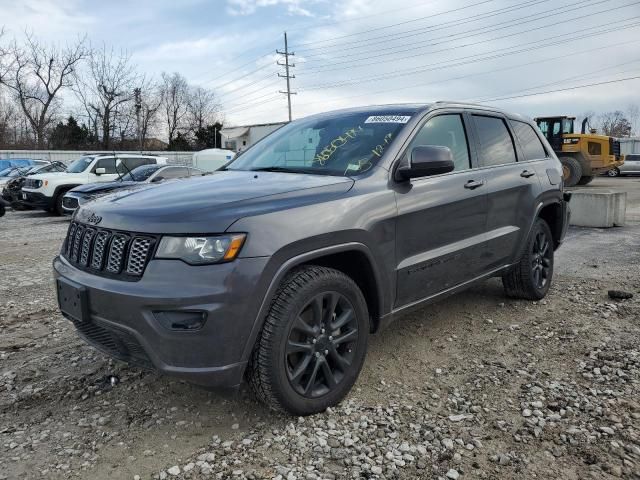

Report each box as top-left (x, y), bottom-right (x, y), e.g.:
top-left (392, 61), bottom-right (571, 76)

top-left (155, 234), bottom-right (246, 264)
top-left (32, 180), bottom-right (43, 188)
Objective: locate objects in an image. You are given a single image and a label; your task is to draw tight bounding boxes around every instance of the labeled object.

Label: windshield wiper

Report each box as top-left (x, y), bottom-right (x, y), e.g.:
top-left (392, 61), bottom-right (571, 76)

top-left (250, 166), bottom-right (306, 173)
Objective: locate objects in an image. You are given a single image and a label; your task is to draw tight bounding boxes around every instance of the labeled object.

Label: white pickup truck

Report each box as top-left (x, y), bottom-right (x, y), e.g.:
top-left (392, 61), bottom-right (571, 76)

top-left (21, 153), bottom-right (167, 215)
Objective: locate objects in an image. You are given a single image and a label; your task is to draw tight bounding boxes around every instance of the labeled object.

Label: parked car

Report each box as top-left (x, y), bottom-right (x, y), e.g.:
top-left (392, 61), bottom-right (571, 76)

top-left (54, 102), bottom-right (570, 415)
top-left (0, 166), bottom-right (33, 188)
top-left (607, 153), bottom-right (640, 176)
top-left (2, 162), bottom-right (67, 209)
top-left (62, 165), bottom-right (206, 214)
top-left (21, 154), bottom-right (167, 215)
top-left (0, 158), bottom-right (48, 171)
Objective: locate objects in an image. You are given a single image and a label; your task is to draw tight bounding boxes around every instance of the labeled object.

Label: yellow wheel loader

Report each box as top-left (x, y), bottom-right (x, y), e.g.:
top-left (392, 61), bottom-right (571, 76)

top-left (534, 116), bottom-right (624, 186)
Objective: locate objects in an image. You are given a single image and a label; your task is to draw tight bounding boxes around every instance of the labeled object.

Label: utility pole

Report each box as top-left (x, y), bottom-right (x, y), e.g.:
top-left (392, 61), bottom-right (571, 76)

top-left (277, 32), bottom-right (296, 122)
top-left (134, 87), bottom-right (142, 150)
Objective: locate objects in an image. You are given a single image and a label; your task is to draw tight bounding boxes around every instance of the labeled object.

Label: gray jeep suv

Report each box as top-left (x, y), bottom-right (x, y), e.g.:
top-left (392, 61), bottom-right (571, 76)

top-left (54, 102), bottom-right (570, 415)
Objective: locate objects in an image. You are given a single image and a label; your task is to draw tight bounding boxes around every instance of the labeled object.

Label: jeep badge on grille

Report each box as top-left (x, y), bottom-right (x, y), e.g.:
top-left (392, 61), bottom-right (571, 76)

top-left (84, 212), bottom-right (102, 225)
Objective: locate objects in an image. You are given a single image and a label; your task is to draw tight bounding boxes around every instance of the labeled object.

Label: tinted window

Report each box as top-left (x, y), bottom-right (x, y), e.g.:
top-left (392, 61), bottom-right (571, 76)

top-left (94, 158), bottom-right (117, 174)
top-left (120, 157), bottom-right (154, 172)
top-left (408, 114), bottom-right (470, 171)
top-left (511, 121), bottom-right (547, 161)
top-left (473, 115), bottom-right (517, 166)
top-left (154, 167), bottom-right (189, 181)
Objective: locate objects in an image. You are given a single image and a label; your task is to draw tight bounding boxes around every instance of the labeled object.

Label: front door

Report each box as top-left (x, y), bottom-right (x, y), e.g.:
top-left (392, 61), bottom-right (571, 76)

top-left (394, 113), bottom-right (488, 307)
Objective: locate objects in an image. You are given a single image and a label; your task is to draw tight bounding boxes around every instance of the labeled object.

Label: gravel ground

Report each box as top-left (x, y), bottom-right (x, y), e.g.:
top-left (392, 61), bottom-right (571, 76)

top-left (1, 177), bottom-right (639, 480)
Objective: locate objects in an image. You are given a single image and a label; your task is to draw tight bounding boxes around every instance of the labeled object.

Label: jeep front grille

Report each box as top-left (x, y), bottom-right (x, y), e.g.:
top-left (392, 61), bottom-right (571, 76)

top-left (62, 222), bottom-right (157, 280)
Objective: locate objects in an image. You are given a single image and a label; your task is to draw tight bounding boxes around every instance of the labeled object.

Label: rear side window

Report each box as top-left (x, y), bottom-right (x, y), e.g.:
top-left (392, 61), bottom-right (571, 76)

top-left (511, 120), bottom-right (547, 161)
top-left (472, 115), bottom-right (517, 166)
top-left (408, 114), bottom-right (470, 171)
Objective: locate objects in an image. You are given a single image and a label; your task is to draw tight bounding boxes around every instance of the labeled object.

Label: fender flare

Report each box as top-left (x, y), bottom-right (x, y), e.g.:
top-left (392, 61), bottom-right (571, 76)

top-left (239, 242), bottom-right (385, 363)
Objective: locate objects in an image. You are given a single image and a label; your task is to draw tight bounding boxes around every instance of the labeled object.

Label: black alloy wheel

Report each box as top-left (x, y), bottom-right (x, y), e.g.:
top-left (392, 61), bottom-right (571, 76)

top-left (531, 230), bottom-right (551, 290)
top-left (285, 291), bottom-right (358, 398)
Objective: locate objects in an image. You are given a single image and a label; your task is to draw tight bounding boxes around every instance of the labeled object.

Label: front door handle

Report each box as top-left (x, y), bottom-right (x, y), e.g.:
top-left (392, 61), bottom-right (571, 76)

top-left (520, 170), bottom-right (536, 178)
top-left (464, 180), bottom-right (485, 189)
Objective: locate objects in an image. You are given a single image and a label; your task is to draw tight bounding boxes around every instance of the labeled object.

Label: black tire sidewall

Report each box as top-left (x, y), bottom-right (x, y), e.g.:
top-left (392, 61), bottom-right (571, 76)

top-left (270, 269), bottom-right (369, 415)
top-left (54, 194), bottom-right (64, 216)
top-left (560, 157), bottom-right (582, 187)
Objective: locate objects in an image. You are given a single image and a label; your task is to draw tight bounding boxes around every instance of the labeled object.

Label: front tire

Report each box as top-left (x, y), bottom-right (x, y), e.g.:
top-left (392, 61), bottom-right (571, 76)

top-left (502, 218), bottom-right (554, 300)
top-left (607, 167), bottom-right (620, 177)
top-left (54, 194), bottom-right (65, 216)
top-left (559, 156), bottom-right (582, 187)
top-left (247, 266), bottom-right (369, 416)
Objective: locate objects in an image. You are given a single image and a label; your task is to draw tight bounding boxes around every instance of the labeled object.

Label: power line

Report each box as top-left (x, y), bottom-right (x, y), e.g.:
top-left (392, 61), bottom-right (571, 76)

top-left (300, 1), bottom-right (639, 74)
top-left (285, 40), bottom-right (639, 111)
top-left (297, 0), bottom-right (551, 55)
top-left (299, 16), bottom-right (640, 89)
top-left (478, 75), bottom-right (640, 102)
top-left (292, 0), bottom-right (497, 47)
top-left (299, 0), bottom-right (598, 60)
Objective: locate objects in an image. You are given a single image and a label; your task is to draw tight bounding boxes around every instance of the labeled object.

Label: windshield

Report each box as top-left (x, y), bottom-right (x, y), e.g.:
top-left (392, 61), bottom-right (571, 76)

top-left (121, 164), bottom-right (162, 182)
top-left (227, 110), bottom-right (414, 176)
top-left (66, 156), bottom-right (95, 173)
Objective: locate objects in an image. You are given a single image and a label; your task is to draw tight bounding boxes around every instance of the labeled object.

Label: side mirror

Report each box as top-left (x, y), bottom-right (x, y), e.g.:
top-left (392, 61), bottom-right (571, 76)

top-left (94, 167), bottom-right (106, 175)
top-left (396, 145), bottom-right (455, 180)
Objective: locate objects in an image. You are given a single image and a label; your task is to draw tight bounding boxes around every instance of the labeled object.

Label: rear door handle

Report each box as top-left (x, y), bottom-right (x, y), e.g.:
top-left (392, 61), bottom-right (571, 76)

top-left (520, 170), bottom-right (536, 178)
top-left (464, 180), bottom-right (485, 189)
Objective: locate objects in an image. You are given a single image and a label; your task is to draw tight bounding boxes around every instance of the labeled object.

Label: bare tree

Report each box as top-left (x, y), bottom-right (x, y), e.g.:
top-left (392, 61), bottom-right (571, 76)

top-left (187, 86), bottom-right (221, 133)
top-left (0, 33), bottom-right (85, 148)
top-left (133, 76), bottom-right (162, 149)
top-left (159, 72), bottom-right (189, 146)
top-left (74, 45), bottom-right (137, 149)
top-left (627, 104), bottom-right (639, 137)
top-left (597, 111), bottom-right (632, 137)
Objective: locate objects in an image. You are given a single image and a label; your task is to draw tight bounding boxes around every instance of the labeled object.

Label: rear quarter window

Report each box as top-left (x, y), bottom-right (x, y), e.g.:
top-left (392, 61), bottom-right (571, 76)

top-left (511, 120), bottom-right (547, 161)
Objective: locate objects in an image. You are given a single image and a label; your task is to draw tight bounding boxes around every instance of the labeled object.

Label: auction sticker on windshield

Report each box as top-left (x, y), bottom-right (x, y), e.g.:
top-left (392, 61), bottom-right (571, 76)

top-left (364, 115), bottom-right (411, 124)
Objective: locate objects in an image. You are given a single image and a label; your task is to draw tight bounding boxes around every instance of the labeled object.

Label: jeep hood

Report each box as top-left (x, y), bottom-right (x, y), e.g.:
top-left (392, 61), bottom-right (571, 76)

top-left (74, 171), bottom-right (354, 233)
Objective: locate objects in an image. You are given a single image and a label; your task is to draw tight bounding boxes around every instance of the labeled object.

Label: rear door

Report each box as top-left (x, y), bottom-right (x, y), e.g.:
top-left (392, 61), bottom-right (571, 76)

top-left (469, 113), bottom-right (544, 270)
top-left (394, 111), bottom-right (489, 307)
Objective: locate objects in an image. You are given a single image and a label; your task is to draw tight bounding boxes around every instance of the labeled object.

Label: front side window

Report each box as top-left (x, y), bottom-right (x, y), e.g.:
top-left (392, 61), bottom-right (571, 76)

top-left (66, 156), bottom-right (95, 173)
top-left (227, 110), bottom-right (415, 176)
top-left (407, 114), bottom-right (470, 171)
top-left (511, 121), bottom-right (547, 161)
top-left (473, 115), bottom-right (517, 167)
top-left (93, 158), bottom-right (117, 174)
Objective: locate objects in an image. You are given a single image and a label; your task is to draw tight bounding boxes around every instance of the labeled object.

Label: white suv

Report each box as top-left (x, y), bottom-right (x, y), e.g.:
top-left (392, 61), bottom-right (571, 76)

top-left (21, 154), bottom-right (167, 215)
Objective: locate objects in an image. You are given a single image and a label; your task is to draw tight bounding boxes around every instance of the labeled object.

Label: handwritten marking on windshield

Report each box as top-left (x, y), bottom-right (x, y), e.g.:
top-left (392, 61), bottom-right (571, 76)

top-left (371, 133), bottom-right (394, 158)
top-left (314, 127), bottom-right (363, 165)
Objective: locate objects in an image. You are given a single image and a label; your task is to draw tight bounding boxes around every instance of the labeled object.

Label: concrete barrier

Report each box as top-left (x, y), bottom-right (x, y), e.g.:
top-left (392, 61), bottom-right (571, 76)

top-left (568, 189), bottom-right (626, 228)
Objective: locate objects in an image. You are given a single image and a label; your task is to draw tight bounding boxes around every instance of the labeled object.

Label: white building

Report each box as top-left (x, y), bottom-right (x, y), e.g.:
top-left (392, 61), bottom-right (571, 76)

top-left (220, 122), bottom-right (286, 152)
top-left (618, 137), bottom-right (640, 155)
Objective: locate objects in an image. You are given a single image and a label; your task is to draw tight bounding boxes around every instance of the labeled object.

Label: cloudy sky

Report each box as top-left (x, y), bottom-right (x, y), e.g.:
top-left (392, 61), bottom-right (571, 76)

top-left (1, 0), bottom-right (639, 126)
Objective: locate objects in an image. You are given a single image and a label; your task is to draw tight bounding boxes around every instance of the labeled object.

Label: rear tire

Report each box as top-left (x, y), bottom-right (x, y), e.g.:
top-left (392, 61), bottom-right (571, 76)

top-left (560, 156), bottom-right (582, 187)
top-left (577, 175), bottom-right (594, 185)
top-left (247, 266), bottom-right (369, 416)
top-left (502, 218), bottom-right (554, 300)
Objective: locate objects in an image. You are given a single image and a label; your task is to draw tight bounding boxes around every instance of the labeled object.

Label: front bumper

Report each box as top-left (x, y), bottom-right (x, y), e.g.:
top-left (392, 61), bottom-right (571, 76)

top-left (53, 254), bottom-right (270, 388)
top-left (20, 190), bottom-right (54, 209)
